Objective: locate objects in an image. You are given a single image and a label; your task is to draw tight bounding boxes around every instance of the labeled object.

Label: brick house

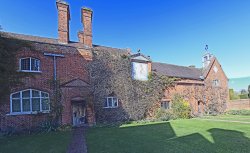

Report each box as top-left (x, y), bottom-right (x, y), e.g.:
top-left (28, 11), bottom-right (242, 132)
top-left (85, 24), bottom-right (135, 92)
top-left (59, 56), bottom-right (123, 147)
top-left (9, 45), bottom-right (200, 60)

top-left (0, 1), bottom-right (228, 131)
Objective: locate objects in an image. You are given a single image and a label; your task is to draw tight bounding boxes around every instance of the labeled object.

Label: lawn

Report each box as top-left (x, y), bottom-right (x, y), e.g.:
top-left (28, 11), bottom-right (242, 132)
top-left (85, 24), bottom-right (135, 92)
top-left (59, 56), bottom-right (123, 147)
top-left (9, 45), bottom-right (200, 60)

top-left (0, 131), bottom-right (71, 153)
top-left (86, 116), bottom-right (250, 153)
top-left (200, 115), bottom-right (250, 122)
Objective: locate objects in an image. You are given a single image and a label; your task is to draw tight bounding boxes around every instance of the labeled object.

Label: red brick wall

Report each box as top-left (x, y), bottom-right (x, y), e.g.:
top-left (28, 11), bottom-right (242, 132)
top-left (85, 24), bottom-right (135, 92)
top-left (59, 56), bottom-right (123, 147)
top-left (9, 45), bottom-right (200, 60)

top-left (163, 79), bottom-right (204, 114)
top-left (205, 59), bottom-right (229, 101)
top-left (162, 58), bottom-right (229, 115)
top-left (227, 99), bottom-right (250, 110)
top-left (0, 43), bottom-right (94, 132)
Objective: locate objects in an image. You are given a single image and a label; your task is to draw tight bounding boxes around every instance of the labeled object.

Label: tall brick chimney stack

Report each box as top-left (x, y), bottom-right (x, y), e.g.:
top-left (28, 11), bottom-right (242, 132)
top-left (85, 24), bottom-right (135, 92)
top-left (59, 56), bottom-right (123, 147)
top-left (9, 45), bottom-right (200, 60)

top-left (56, 0), bottom-right (70, 44)
top-left (78, 8), bottom-right (93, 48)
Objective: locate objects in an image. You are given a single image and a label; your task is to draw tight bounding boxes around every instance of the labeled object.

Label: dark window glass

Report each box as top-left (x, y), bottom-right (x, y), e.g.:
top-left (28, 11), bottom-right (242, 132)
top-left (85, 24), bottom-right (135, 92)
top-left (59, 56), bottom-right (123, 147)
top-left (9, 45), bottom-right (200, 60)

top-left (21, 58), bottom-right (30, 71)
top-left (161, 101), bottom-right (170, 109)
top-left (12, 99), bottom-right (21, 112)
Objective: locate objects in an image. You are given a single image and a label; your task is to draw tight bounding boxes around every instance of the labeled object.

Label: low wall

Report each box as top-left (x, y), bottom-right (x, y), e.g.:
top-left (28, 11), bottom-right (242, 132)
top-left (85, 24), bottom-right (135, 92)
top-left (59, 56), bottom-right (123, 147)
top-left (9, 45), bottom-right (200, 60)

top-left (226, 99), bottom-right (250, 110)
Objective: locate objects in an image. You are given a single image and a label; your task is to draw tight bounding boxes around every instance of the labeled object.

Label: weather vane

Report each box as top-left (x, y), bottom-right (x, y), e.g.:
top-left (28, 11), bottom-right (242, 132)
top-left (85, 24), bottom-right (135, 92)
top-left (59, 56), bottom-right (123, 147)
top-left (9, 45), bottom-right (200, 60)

top-left (205, 45), bottom-right (208, 51)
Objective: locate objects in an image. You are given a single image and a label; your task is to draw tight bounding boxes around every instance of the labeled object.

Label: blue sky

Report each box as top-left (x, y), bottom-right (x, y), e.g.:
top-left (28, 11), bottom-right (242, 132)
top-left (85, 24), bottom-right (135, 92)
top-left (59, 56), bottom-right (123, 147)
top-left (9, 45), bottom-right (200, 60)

top-left (0, 0), bottom-right (250, 78)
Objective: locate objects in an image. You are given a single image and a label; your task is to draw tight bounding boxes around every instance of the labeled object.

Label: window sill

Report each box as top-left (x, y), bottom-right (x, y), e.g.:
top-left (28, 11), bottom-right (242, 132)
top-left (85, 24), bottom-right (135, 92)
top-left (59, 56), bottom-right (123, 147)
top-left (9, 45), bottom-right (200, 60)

top-left (103, 107), bottom-right (118, 109)
top-left (17, 70), bottom-right (42, 73)
top-left (7, 111), bottom-right (50, 116)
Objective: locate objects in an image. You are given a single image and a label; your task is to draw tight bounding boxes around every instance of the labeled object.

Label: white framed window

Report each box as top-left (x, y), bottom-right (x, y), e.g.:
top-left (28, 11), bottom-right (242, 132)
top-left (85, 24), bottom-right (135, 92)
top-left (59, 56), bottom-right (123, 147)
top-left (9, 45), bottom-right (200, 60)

top-left (104, 97), bottom-right (118, 108)
top-left (19, 57), bottom-right (41, 72)
top-left (212, 79), bottom-right (220, 87)
top-left (10, 89), bottom-right (50, 115)
top-left (161, 101), bottom-right (170, 110)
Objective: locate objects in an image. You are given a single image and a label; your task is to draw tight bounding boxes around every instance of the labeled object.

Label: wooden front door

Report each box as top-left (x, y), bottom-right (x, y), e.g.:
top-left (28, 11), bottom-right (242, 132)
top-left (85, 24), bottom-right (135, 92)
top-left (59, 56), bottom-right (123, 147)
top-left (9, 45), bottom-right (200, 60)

top-left (72, 103), bottom-right (86, 126)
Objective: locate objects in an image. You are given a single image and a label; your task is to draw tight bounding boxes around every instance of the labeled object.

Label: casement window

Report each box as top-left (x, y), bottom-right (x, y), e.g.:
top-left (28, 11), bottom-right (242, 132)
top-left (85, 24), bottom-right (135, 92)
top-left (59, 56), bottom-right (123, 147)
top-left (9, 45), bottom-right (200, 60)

top-left (19, 58), bottom-right (40, 72)
top-left (161, 101), bottom-right (170, 110)
top-left (10, 89), bottom-right (50, 115)
top-left (212, 79), bottom-right (220, 87)
top-left (104, 97), bottom-right (118, 108)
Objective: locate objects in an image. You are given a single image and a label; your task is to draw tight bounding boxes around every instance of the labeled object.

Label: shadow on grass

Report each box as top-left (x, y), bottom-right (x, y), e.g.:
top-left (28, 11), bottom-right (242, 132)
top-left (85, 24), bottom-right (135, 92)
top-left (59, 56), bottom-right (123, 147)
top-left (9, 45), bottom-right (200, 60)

top-left (87, 122), bottom-right (250, 153)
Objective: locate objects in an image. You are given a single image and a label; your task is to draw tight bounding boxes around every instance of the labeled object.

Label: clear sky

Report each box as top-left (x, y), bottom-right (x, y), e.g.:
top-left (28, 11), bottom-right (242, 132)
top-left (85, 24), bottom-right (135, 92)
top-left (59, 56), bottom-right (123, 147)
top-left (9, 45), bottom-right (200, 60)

top-left (0, 0), bottom-right (250, 78)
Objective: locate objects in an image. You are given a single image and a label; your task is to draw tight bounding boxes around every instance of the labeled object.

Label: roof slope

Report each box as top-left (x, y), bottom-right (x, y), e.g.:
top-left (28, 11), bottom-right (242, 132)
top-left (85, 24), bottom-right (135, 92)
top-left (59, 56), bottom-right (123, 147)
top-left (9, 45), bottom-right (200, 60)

top-left (0, 31), bottom-right (128, 53)
top-left (152, 62), bottom-right (202, 80)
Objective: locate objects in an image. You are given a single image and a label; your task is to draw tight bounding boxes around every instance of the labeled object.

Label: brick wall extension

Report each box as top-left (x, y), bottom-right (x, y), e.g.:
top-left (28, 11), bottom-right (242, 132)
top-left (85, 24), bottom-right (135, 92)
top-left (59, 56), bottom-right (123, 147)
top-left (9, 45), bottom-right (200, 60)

top-left (227, 99), bottom-right (250, 110)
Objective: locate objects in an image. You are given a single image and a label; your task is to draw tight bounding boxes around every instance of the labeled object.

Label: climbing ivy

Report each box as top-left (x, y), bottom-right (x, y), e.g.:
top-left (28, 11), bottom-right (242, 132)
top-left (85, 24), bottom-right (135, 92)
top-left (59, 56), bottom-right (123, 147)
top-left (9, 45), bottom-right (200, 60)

top-left (0, 33), bottom-right (32, 102)
top-left (87, 48), bottom-right (175, 122)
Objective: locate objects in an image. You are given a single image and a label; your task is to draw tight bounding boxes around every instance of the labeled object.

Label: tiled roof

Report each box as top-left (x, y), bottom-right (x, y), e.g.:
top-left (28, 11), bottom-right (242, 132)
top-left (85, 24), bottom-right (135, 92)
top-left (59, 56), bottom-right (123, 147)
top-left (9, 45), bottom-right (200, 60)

top-left (0, 31), bottom-right (128, 53)
top-left (152, 62), bottom-right (203, 80)
top-left (1, 31), bottom-right (212, 80)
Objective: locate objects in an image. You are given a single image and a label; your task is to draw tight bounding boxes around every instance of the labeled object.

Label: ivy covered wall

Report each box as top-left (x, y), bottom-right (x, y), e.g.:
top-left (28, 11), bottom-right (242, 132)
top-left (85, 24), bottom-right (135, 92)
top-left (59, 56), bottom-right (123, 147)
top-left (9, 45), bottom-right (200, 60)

top-left (88, 47), bottom-right (175, 123)
top-left (0, 34), bottom-right (31, 102)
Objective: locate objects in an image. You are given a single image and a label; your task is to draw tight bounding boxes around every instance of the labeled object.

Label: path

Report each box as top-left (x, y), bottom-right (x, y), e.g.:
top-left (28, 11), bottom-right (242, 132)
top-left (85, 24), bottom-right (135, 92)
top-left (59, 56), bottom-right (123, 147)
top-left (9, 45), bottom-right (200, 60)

top-left (67, 127), bottom-right (87, 153)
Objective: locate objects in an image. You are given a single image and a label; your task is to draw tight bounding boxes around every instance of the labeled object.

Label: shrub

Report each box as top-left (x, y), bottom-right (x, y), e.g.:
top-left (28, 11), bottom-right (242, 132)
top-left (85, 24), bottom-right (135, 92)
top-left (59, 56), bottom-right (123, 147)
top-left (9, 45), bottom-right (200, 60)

top-left (226, 110), bottom-right (250, 116)
top-left (239, 94), bottom-right (248, 99)
top-left (171, 94), bottom-right (192, 119)
top-left (155, 108), bottom-right (175, 121)
top-left (229, 89), bottom-right (240, 100)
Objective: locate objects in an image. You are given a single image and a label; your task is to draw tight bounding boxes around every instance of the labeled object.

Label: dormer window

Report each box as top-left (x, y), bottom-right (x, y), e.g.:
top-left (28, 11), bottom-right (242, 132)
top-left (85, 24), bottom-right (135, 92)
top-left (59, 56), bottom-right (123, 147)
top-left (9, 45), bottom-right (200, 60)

top-left (19, 58), bottom-right (40, 72)
top-left (132, 62), bottom-right (149, 81)
top-left (130, 52), bottom-right (151, 81)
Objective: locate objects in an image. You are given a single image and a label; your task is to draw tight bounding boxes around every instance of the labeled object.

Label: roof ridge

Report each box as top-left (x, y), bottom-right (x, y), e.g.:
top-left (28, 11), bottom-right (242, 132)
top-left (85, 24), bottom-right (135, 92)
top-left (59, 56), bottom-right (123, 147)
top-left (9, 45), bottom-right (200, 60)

top-left (0, 31), bottom-right (128, 51)
top-left (153, 62), bottom-right (201, 70)
top-left (0, 31), bottom-right (58, 41)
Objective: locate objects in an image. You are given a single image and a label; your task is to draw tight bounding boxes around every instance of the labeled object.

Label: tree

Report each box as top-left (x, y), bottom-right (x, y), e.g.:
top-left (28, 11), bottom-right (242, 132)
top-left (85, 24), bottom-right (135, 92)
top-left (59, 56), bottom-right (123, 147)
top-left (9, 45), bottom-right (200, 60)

top-left (240, 89), bottom-right (247, 95)
top-left (248, 85), bottom-right (250, 98)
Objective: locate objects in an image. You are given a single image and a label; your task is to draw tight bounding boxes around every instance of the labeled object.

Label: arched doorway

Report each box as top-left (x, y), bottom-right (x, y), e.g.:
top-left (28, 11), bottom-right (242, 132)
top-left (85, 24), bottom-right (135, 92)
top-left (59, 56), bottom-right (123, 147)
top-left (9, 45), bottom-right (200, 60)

top-left (71, 99), bottom-right (87, 127)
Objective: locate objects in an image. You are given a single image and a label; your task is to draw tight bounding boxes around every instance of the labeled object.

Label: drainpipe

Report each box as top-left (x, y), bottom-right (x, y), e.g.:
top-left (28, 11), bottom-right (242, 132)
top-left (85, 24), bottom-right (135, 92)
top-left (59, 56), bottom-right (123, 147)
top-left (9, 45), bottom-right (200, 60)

top-left (44, 53), bottom-right (65, 81)
top-left (200, 76), bottom-right (206, 114)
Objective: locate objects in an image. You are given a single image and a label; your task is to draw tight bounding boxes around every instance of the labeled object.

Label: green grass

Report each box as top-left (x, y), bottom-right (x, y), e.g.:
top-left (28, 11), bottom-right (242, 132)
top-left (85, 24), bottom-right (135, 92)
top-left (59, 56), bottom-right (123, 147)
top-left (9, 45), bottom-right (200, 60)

top-left (86, 116), bottom-right (250, 153)
top-left (201, 115), bottom-right (250, 122)
top-left (0, 131), bottom-right (71, 153)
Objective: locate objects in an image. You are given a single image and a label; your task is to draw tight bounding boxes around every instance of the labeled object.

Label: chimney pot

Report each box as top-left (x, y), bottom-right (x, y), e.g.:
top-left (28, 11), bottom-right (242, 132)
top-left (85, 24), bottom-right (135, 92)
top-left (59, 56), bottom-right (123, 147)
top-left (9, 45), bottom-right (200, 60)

top-left (56, 0), bottom-right (70, 44)
top-left (78, 7), bottom-right (93, 48)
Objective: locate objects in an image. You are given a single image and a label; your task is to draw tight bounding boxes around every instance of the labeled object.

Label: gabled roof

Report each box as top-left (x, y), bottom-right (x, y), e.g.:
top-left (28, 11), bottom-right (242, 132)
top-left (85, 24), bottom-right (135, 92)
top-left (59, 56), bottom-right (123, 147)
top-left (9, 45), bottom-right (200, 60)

top-left (202, 57), bottom-right (228, 80)
top-left (202, 57), bottom-right (216, 78)
top-left (61, 79), bottom-right (90, 88)
top-left (152, 62), bottom-right (203, 80)
top-left (130, 53), bottom-right (151, 62)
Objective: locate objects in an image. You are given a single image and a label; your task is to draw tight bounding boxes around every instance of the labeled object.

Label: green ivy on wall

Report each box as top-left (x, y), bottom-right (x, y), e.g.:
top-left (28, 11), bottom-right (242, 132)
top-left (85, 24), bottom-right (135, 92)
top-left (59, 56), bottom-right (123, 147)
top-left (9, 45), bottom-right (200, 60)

top-left (0, 34), bottom-right (32, 102)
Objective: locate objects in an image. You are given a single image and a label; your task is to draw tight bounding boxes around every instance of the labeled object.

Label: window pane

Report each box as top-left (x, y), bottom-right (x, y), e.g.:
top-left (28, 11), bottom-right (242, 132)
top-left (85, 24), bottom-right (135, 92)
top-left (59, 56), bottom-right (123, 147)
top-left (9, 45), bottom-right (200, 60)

top-left (113, 98), bottom-right (118, 107)
top-left (108, 98), bottom-right (112, 107)
top-left (32, 90), bottom-right (40, 97)
top-left (165, 102), bottom-right (169, 109)
top-left (42, 98), bottom-right (50, 111)
top-left (104, 99), bottom-right (108, 107)
top-left (12, 92), bottom-right (20, 99)
top-left (12, 99), bottom-right (21, 112)
top-left (21, 58), bottom-right (30, 70)
top-left (31, 59), bottom-right (40, 71)
top-left (22, 90), bottom-right (30, 98)
top-left (32, 98), bottom-right (40, 111)
top-left (22, 99), bottom-right (31, 112)
top-left (41, 92), bottom-right (49, 98)
top-left (161, 101), bottom-right (170, 109)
